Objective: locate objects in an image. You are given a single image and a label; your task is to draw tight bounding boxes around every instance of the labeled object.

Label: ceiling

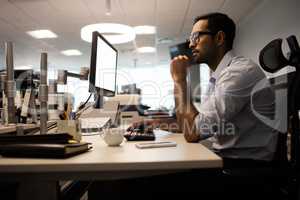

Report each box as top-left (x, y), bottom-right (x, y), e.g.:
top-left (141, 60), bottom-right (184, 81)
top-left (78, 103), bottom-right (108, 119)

top-left (0, 0), bottom-right (261, 72)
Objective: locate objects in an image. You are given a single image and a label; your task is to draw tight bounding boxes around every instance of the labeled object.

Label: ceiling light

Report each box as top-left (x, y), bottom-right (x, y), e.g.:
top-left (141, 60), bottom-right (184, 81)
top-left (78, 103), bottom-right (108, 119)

top-left (61, 49), bottom-right (82, 56)
top-left (15, 65), bottom-right (33, 70)
top-left (137, 47), bottom-right (156, 53)
top-left (81, 23), bottom-right (136, 44)
top-left (134, 26), bottom-right (156, 35)
top-left (27, 29), bottom-right (57, 39)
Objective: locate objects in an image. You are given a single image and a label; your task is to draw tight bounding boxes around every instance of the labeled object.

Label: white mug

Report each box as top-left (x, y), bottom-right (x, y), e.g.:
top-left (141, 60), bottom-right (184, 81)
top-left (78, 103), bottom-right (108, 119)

top-left (102, 128), bottom-right (124, 146)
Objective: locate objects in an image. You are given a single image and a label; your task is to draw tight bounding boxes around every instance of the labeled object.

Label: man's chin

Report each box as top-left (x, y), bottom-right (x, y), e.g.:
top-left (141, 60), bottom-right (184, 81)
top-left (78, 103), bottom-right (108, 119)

top-left (192, 57), bottom-right (204, 64)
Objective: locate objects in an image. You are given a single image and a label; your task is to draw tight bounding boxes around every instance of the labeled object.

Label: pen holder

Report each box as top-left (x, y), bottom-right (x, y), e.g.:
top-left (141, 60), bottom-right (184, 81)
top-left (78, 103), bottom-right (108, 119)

top-left (56, 120), bottom-right (81, 141)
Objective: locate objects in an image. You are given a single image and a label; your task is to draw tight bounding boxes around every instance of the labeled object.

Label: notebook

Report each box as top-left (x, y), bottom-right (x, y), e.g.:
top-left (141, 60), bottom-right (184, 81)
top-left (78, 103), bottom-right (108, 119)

top-left (0, 133), bottom-right (73, 145)
top-left (0, 142), bottom-right (92, 158)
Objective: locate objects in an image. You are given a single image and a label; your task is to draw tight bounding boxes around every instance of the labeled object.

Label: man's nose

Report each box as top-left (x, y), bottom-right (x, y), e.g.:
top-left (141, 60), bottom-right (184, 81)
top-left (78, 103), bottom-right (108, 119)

top-left (189, 42), bottom-right (195, 49)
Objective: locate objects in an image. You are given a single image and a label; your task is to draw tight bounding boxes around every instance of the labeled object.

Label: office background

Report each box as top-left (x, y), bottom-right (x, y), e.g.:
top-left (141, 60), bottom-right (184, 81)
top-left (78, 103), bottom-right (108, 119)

top-left (0, 0), bottom-right (298, 110)
top-left (235, 0), bottom-right (300, 77)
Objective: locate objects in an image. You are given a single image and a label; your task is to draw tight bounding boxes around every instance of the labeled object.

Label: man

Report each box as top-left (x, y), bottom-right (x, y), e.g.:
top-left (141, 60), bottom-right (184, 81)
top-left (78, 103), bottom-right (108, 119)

top-left (172, 12), bottom-right (277, 164)
top-left (131, 12), bottom-right (277, 165)
top-left (93, 13), bottom-right (278, 200)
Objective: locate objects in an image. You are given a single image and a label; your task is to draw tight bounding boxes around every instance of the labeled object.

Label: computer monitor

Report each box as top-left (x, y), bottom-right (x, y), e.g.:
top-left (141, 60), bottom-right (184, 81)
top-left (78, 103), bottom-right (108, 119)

top-left (89, 31), bottom-right (118, 108)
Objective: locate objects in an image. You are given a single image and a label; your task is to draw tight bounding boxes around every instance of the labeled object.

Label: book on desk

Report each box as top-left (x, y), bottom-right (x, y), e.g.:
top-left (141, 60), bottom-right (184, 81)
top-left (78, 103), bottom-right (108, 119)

top-left (0, 133), bottom-right (92, 158)
top-left (0, 142), bottom-right (91, 158)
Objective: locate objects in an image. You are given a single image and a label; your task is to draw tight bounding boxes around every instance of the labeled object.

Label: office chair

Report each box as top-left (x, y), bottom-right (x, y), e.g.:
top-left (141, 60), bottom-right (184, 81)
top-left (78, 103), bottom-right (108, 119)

top-left (222, 35), bottom-right (300, 199)
top-left (259, 35), bottom-right (300, 199)
top-left (259, 35), bottom-right (300, 166)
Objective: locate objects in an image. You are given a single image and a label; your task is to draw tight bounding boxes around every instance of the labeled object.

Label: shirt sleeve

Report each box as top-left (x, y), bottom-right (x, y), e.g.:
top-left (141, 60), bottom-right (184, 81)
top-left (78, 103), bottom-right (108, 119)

top-left (195, 61), bottom-right (264, 138)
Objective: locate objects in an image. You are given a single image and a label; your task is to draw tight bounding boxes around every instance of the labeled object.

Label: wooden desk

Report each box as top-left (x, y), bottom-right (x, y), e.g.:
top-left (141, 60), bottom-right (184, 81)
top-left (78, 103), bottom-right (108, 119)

top-left (0, 130), bottom-right (222, 200)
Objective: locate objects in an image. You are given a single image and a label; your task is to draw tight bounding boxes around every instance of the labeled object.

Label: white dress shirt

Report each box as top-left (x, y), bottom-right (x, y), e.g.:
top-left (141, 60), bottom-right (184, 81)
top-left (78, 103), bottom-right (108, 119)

top-left (195, 51), bottom-right (277, 161)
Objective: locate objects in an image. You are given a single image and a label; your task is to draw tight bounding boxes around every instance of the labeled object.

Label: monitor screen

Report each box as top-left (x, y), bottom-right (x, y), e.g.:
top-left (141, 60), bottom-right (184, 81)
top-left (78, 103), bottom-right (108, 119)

top-left (89, 31), bottom-right (117, 96)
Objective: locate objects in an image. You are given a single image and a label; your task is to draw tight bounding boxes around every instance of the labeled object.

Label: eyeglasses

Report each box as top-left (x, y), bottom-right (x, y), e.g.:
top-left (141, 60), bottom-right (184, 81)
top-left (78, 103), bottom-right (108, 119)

top-left (189, 31), bottom-right (216, 44)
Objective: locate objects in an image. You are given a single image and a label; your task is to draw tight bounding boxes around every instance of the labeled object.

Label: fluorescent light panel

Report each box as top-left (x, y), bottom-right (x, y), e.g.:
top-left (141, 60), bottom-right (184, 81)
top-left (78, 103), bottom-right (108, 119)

top-left (15, 65), bottom-right (33, 70)
top-left (81, 23), bottom-right (136, 44)
top-left (134, 26), bottom-right (156, 35)
top-left (137, 46), bottom-right (156, 53)
top-left (61, 49), bottom-right (82, 56)
top-left (27, 29), bottom-right (57, 39)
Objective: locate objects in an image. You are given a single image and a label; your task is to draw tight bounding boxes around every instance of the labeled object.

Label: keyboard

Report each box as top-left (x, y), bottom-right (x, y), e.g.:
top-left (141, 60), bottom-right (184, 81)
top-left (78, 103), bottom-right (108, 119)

top-left (124, 130), bottom-right (155, 141)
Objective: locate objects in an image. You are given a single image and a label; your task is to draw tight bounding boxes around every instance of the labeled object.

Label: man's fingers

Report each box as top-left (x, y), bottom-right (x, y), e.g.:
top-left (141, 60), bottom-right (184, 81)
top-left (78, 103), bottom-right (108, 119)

top-left (127, 120), bottom-right (154, 131)
top-left (127, 121), bottom-right (141, 131)
top-left (174, 55), bottom-right (189, 60)
top-left (178, 55), bottom-right (189, 60)
top-left (183, 55), bottom-right (189, 60)
top-left (172, 55), bottom-right (190, 67)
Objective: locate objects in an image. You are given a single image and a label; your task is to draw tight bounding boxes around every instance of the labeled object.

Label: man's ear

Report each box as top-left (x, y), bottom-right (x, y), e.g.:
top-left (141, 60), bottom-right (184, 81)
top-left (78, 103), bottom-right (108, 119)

top-left (215, 31), bottom-right (226, 47)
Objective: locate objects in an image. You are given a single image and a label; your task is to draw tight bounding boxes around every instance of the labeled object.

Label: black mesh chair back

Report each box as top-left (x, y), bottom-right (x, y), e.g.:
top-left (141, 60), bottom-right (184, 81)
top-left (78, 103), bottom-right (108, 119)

top-left (259, 35), bottom-right (300, 168)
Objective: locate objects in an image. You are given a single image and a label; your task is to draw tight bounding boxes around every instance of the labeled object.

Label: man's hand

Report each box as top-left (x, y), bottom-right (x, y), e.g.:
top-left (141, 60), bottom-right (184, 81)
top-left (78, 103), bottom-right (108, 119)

top-left (171, 55), bottom-right (200, 143)
top-left (126, 119), bottom-right (158, 132)
top-left (170, 55), bottom-right (191, 82)
top-left (127, 118), bottom-right (180, 133)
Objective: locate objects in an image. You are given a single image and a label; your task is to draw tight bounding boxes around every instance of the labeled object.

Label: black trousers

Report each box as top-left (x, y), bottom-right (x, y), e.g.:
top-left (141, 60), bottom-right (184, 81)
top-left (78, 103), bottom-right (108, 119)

top-left (89, 170), bottom-right (283, 200)
top-left (89, 159), bottom-right (285, 200)
top-left (222, 157), bottom-right (274, 168)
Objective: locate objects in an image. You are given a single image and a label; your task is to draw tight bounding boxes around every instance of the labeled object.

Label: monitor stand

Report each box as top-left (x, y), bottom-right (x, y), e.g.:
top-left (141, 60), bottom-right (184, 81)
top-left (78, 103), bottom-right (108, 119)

top-left (94, 92), bottom-right (104, 109)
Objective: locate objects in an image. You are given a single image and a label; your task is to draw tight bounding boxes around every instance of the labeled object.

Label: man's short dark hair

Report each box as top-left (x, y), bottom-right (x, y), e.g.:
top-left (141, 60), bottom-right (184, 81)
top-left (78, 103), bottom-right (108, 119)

top-left (194, 13), bottom-right (236, 51)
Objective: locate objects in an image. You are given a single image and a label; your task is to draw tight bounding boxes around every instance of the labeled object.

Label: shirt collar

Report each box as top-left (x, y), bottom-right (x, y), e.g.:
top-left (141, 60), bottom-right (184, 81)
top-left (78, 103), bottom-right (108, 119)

top-left (211, 50), bottom-right (235, 81)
